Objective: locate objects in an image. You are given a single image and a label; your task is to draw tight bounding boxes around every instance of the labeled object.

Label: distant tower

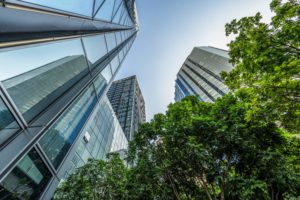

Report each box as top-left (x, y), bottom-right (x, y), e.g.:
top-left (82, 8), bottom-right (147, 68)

top-left (107, 75), bottom-right (146, 141)
top-left (175, 46), bottom-right (233, 102)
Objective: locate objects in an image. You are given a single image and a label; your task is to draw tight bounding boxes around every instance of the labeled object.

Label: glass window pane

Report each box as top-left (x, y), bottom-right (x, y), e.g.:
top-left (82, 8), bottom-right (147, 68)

top-left (112, 3), bottom-right (123, 24)
top-left (93, 0), bottom-right (105, 15)
top-left (1, 39), bottom-right (89, 122)
top-left (105, 33), bottom-right (117, 52)
top-left (39, 85), bottom-right (97, 169)
top-left (0, 97), bottom-right (20, 146)
top-left (19, 0), bottom-right (94, 17)
top-left (93, 73), bottom-right (107, 97)
top-left (110, 56), bottom-right (120, 74)
top-left (94, 0), bottom-right (115, 21)
top-left (82, 34), bottom-right (108, 66)
top-left (0, 148), bottom-right (52, 200)
top-left (101, 64), bottom-right (113, 83)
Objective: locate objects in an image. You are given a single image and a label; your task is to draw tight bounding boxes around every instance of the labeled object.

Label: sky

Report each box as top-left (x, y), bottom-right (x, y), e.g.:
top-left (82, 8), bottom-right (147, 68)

top-left (116, 0), bottom-right (274, 121)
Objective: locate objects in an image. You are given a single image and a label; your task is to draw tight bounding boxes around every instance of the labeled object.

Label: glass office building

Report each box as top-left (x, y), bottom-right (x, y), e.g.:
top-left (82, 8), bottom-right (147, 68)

top-left (107, 75), bottom-right (145, 141)
top-left (175, 46), bottom-right (233, 102)
top-left (0, 0), bottom-right (138, 199)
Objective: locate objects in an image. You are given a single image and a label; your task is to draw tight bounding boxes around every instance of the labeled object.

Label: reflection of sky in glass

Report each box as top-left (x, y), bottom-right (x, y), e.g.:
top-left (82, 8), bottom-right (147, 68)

top-left (94, 0), bottom-right (114, 21)
top-left (0, 39), bottom-right (84, 81)
top-left (82, 34), bottom-right (108, 64)
top-left (20, 0), bottom-right (94, 16)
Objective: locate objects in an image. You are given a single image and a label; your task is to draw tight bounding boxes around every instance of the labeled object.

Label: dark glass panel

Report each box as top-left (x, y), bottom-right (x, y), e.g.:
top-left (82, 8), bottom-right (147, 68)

top-left (39, 85), bottom-right (97, 169)
top-left (0, 97), bottom-right (20, 146)
top-left (0, 148), bottom-right (52, 200)
top-left (1, 39), bottom-right (89, 122)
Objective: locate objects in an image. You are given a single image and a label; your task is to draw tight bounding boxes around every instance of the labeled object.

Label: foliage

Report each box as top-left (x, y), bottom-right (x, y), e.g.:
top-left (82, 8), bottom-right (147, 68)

top-left (54, 153), bottom-right (128, 200)
top-left (222, 0), bottom-right (300, 132)
top-left (127, 95), bottom-right (300, 200)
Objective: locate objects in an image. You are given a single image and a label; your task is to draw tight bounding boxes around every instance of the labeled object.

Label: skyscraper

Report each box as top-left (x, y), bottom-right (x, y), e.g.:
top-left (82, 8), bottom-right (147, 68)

top-left (175, 46), bottom-right (233, 102)
top-left (107, 75), bottom-right (146, 141)
top-left (0, 0), bottom-right (138, 199)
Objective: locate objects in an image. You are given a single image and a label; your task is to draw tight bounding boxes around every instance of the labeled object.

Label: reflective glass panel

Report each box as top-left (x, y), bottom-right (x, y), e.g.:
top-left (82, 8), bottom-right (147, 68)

top-left (101, 64), bottom-right (113, 83)
top-left (105, 33), bottom-right (117, 52)
top-left (0, 148), bottom-right (52, 200)
top-left (112, 0), bottom-right (122, 16)
top-left (112, 3), bottom-right (123, 24)
top-left (1, 39), bottom-right (89, 122)
top-left (0, 96), bottom-right (20, 146)
top-left (39, 85), bottom-right (97, 169)
top-left (110, 56), bottom-right (120, 74)
top-left (94, 0), bottom-right (115, 21)
top-left (19, 0), bottom-right (94, 17)
top-left (93, 73), bottom-right (107, 97)
top-left (82, 34), bottom-right (108, 66)
top-left (93, 0), bottom-right (105, 15)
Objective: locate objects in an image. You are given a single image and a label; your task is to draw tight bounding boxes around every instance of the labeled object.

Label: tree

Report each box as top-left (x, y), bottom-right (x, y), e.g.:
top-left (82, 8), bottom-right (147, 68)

top-left (128, 95), bottom-right (300, 200)
top-left (222, 0), bottom-right (300, 133)
top-left (54, 153), bottom-right (128, 200)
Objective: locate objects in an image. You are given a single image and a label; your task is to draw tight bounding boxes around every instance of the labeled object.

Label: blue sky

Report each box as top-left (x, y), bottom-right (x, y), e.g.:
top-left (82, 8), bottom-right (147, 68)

top-left (116, 0), bottom-right (274, 121)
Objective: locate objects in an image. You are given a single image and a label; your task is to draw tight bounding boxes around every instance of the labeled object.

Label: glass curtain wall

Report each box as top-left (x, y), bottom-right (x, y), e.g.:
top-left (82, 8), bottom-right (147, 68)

top-left (10, 0), bottom-right (134, 26)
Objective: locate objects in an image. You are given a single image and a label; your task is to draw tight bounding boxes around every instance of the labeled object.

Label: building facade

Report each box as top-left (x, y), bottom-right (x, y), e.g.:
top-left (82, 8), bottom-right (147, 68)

top-left (107, 75), bottom-right (146, 141)
top-left (175, 46), bottom-right (233, 102)
top-left (0, 0), bottom-right (138, 199)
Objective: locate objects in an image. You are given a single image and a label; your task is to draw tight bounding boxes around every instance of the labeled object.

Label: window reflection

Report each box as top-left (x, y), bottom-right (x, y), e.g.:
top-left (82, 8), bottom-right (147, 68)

top-left (0, 148), bottom-right (52, 200)
top-left (82, 34), bottom-right (108, 67)
top-left (1, 39), bottom-right (89, 122)
top-left (101, 64), bottom-right (113, 83)
top-left (94, 0), bottom-right (114, 21)
top-left (19, 0), bottom-right (94, 17)
top-left (39, 85), bottom-right (97, 169)
top-left (110, 56), bottom-right (120, 74)
top-left (0, 96), bottom-right (20, 146)
top-left (105, 33), bottom-right (117, 52)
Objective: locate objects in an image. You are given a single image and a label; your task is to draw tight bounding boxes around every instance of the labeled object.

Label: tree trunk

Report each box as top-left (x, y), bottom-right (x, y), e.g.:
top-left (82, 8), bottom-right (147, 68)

top-left (198, 176), bottom-right (213, 200)
top-left (167, 172), bottom-right (181, 200)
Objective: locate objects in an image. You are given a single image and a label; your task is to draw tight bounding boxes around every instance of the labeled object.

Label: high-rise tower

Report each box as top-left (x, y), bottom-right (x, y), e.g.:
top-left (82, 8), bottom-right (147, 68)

top-left (107, 75), bottom-right (146, 141)
top-left (0, 1), bottom-right (138, 199)
top-left (175, 46), bottom-right (233, 102)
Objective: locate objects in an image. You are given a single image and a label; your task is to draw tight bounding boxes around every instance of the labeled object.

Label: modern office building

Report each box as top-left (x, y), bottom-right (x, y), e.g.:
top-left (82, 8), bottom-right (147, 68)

top-left (175, 46), bottom-right (233, 102)
top-left (107, 75), bottom-right (146, 141)
top-left (0, 0), bottom-right (138, 199)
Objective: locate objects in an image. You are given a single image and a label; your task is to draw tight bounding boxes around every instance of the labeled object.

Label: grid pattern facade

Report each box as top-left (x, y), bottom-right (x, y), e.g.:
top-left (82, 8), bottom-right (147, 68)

top-left (175, 46), bottom-right (233, 102)
top-left (107, 76), bottom-right (146, 141)
top-left (0, 0), bottom-right (138, 199)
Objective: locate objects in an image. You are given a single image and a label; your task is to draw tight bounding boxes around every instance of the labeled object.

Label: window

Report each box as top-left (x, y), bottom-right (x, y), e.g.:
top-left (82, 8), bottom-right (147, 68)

top-left (82, 34), bottom-right (108, 67)
top-left (1, 39), bottom-right (89, 122)
top-left (19, 0), bottom-right (94, 17)
top-left (94, 0), bottom-right (115, 21)
top-left (0, 96), bottom-right (20, 146)
top-left (0, 148), bottom-right (52, 200)
top-left (105, 33), bottom-right (117, 52)
top-left (39, 85), bottom-right (97, 169)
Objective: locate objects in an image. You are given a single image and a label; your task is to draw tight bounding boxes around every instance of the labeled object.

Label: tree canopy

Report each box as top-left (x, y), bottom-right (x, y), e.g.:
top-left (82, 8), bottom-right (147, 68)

top-left (222, 0), bottom-right (300, 133)
top-left (55, 95), bottom-right (300, 200)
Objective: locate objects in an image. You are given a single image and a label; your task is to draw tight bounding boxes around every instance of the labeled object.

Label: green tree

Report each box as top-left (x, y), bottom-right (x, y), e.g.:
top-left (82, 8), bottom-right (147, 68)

top-left (128, 95), bottom-right (300, 200)
top-left (54, 153), bottom-right (128, 200)
top-left (222, 0), bottom-right (300, 132)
